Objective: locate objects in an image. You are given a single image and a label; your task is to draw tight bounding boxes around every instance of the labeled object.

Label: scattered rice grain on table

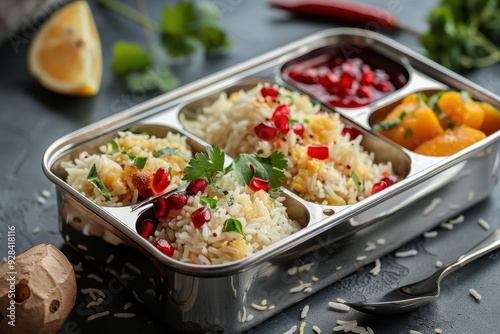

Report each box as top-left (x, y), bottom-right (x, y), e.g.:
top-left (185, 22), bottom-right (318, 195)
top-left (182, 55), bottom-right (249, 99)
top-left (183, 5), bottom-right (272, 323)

top-left (183, 83), bottom-right (395, 205)
top-left (478, 218), bottom-right (490, 230)
top-left (395, 249), bottom-right (418, 257)
top-left (469, 288), bottom-right (482, 302)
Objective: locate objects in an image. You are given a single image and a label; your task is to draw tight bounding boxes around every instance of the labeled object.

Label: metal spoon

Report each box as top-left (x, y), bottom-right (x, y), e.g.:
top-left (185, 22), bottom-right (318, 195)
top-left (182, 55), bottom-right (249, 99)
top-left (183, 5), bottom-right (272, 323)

top-left (345, 228), bottom-right (500, 315)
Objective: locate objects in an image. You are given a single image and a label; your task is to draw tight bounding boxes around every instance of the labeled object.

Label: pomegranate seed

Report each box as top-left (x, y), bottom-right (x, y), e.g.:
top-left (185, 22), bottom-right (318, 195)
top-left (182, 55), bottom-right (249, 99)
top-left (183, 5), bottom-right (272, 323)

top-left (307, 145), bottom-right (329, 160)
top-left (318, 73), bottom-right (339, 89)
top-left (166, 192), bottom-right (188, 209)
top-left (191, 207), bottom-right (211, 228)
top-left (360, 71), bottom-right (376, 85)
top-left (292, 123), bottom-right (305, 137)
top-left (153, 197), bottom-right (170, 219)
top-left (152, 168), bottom-right (171, 194)
top-left (261, 86), bottom-right (279, 98)
top-left (274, 114), bottom-right (290, 134)
top-left (288, 70), bottom-right (303, 82)
top-left (136, 218), bottom-right (157, 239)
top-left (271, 105), bottom-right (290, 119)
top-left (381, 175), bottom-right (398, 186)
top-left (249, 177), bottom-right (270, 192)
top-left (254, 122), bottom-right (277, 141)
top-left (375, 80), bottom-right (393, 92)
top-left (186, 178), bottom-right (209, 196)
top-left (342, 124), bottom-right (363, 140)
top-left (299, 68), bottom-right (318, 84)
top-left (356, 86), bottom-right (374, 99)
top-left (371, 181), bottom-right (388, 195)
top-left (155, 239), bottom-right (174, 257)
top-left (338, 73), bottom-right (354, 89)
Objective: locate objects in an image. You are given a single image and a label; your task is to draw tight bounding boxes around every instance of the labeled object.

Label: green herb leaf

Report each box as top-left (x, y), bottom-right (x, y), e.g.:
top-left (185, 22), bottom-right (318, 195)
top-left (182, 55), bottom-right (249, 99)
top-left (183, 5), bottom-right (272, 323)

top-left (232, 151), bottom-right (287, 190)
top-left (222, 218), bottom-right (245, 237)
top-left (351, 171), bottom-right (363, 193)
top-left (124, 65), bottom-right (179, 93)
top-left (105, 140), bottom-right (119, 155)
top-left (87, 164), bottom-right (113, 201)
top-left (111, 42), bottom-right (151, 76)
top-left (133, 157), bottom-right (148, 169)
top-left (227, 194), bottom-right (234, 207)
top-left (372, 119), bottom-right (402, 131)
top-left (405, 128), bottom-right (414, 138)
top-left (154, 147), bottom-right (190, 161)
top-left (200, 196), bottom-right (218, 211)
top-left (183, 145), bottom-right (226, 183)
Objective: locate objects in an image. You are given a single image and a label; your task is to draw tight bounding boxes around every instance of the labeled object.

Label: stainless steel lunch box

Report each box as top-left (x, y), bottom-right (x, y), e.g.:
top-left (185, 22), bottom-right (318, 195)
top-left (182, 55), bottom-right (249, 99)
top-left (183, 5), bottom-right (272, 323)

top-left (42, 29), bottom-right (500, 333)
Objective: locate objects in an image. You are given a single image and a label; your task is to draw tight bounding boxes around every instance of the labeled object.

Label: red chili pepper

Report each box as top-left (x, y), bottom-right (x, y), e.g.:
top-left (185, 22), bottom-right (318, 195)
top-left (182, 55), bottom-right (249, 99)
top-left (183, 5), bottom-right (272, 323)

top-left (269, 0), bottom-right (397, 30)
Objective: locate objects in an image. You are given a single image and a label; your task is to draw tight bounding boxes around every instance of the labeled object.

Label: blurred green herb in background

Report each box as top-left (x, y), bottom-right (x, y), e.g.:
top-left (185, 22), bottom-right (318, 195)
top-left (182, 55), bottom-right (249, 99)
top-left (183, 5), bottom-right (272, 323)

top-left (99, 0), bottom-right (231, 93)
top-left (420, 0), bottom-right (500, 72)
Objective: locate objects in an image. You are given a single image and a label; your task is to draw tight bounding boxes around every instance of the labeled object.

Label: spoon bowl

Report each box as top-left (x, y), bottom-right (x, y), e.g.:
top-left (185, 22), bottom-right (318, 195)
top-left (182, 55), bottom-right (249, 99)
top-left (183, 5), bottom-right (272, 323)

top-left (345, 229), bottom-right (500, 315)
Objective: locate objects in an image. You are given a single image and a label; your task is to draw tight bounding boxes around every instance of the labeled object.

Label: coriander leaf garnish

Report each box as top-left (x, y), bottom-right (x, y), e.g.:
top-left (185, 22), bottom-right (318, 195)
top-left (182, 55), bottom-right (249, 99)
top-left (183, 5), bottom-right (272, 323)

top-left (372, 119), bottom-right (401, 131)
top-left (154, 147), bottom-right (190, 161)
top-left (222, 218), bottom-right (245, 237)
top-left (351, 171), bottom-right (363, 193)
top-left (133, 157), bottom-right (148, 169)
top-left (232, 151), bottom-right (287, 190)
top-left (405, 128), bottom-right (413, 138)
top-left (200, 197), bottom-right (218, 211)
top-left (87, 164), bottom-right (113, 201)
top-left (105, 140), bottom-right (119, 155)
top-left (110, 42), bottom-right (150, 75)
top-left (227, 194), bottom-right (234, 207)
top-left (183, 145), bottom-right (226, 183)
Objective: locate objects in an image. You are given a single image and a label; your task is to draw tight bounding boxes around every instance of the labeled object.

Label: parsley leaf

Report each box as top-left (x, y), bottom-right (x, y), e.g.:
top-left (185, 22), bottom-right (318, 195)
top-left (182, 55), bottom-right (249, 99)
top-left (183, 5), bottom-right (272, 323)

top-left (133, 157), bottom-right (148, 169)
top-left (105, 140), bottom-right (119, 155)
top-left (124, 64), bottom-right (179, 93)
top-left (111, 42), bottom-right (150, 75)
top-left (200, 196), bottom-right (218, 211)
top-left (154, 147), bottom-right (190, 161)
top-left (232, 151), bottom-right (288, 190)
top-left (87, 164), bottom-right (113, 201)
top-left (222, 218), bottom-right (245, 237)
top-left (183, 145), bottom-right (226, 183)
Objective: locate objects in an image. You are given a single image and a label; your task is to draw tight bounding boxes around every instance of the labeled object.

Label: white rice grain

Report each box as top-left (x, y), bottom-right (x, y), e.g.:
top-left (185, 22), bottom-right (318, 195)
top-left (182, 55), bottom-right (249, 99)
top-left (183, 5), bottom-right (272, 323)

top-left (336, 298), bottom-right (346, 303)
top-left (251, 303), bottom-right (268, 311)
top-left (370, 258), bottom-right (381, 276)
top-left (32, 226), bottom-right (41, 234)
top-left (467, 191), bottom-right (474, 202)
top-left (300, 305), bottom-right (309, 319)
top-left (395, 249), bottom-right (418, 258)
top-left (423, 198), bottom-right (442, 216)
top-left (328, 301), bottom-right (350, 312)
top-left (114, 313), bottom-right (136, 318)
top-left (409, 331), bottom-right (422, 334)
top-left (448, 204), bottom-right (461, 211)
top-left (440, 222), bottom-right (454, 230)
top-left (469, 288), bottom-right (481, 302)
top-left (283, 325), bottom-right (297, 334)
top-left (365, 241), bottom-right (376, 252)
top-left (356, 255), bottom-right (367, 261)
top-left (435, 329), bottom-right (442, 333)
top-left (290, 282), bottom-right (312, 293)
top-left (123, 302), bottom-right (132, 310)
top-left (436, 260), bottom-right (443, 268)
top-left (36, 196), bottom-right (46, 205)
top-left (87, 311), bottom-right (110, 321)
top-left (376, 238), bottom-right (386, 245)
top-left (478, 218), bottom-right (491, 231)
top-left (87, 274), bottom-right (103, 283)
top-left (449, 215), bottom-right (464, 224)
top-left (41, 189), bottom-right (51, 198)
top-left (313, 325), bottom-right (321, 333)
top-left (424, 231), bottom-right (438, 238)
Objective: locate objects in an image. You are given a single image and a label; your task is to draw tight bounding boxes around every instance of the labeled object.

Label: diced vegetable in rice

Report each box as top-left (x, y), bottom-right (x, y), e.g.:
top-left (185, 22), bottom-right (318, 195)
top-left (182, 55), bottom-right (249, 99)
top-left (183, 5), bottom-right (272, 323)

top-left (61, 131), bottom-right (192, 206)
top-left (182, 83), bottom-right (395, 205)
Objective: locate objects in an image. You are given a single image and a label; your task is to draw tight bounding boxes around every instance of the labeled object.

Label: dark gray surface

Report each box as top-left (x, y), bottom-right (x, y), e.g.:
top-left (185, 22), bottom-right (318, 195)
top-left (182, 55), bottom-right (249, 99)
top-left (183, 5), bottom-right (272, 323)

top-left (0, 0), bottom-right (499, 333)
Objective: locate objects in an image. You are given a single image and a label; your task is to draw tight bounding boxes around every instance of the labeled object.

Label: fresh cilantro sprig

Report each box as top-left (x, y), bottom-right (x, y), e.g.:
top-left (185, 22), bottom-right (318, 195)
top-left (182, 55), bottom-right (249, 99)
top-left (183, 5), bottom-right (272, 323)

top-left (420, 0), bottom-right (500, 72)
top-left (182, 146), bottom-right (288, 194)
top-left (99, 0), bottom-right (231, 93)
top-left (87, 164), bottom-right (113, 201)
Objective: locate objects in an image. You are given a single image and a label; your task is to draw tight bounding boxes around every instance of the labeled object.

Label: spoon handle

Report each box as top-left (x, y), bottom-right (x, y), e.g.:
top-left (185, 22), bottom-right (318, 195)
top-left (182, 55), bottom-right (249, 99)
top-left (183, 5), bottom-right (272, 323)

top-left (440, 228), bottom-right (500, 280)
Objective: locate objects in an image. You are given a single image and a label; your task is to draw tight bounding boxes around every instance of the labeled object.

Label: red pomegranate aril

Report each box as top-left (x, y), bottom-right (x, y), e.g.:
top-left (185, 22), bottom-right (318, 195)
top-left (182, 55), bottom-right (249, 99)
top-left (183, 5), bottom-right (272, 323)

top-left (272, 104), bottom-right (290, 119)
top-left (375, 80), bottom-right (393, 92)
top-left (292, 123), bottom-right (305, 137)
top-left (356, 86), bottom-right (374, 99)
top-left (371, 181), bottom-right (388, 195)
top-left (254, 122), bottom-right (278, 141)
top-left (249, 177), bottom-right (270, 192)
top-left (318, 73), bottom-right (339, 89)
top-left (381, 174), bottom-right (398, 186)
top-left (288, 70), bottom-right (303, 82)
top-left (342, 124), bottom-right (363, 140)
top-left (307, 145), bottom-right (329, 160)
top-left (153, 197), bottom-right (170, 219)
top-left (338, 73), bottom-right (354, 89)
top-left (191, 207), bottom-right (211, 229)
top-left (152, 167), bottom-right (171, 194)
top-left (274, 114), bottom-right (290, 134)
top-left (154, 239), bottom-right (174, 257)
top-left (166, 192), bottom-right (188, 209)
top-left (261, 86), bottom-right (279, 98)
top-left (300, 68), bottom-right (318, 84)
top-left (136, 218), bottom-right (157, 239)
top-left (360, 71), bottom-right (376, 85)
top-left (186, 178), bottom-right (209, 196)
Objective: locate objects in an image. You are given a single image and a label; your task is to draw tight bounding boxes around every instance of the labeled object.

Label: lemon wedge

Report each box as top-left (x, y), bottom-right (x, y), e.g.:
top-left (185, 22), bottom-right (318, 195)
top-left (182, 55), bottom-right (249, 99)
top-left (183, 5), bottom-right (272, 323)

top-left (28, 1), bottom-right (102, 96)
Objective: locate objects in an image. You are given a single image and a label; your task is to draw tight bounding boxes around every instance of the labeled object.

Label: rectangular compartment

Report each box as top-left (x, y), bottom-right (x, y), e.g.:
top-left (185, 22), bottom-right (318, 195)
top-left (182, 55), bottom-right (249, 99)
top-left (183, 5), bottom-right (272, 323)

top-left (43, 29), bottom-right (500, 333)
